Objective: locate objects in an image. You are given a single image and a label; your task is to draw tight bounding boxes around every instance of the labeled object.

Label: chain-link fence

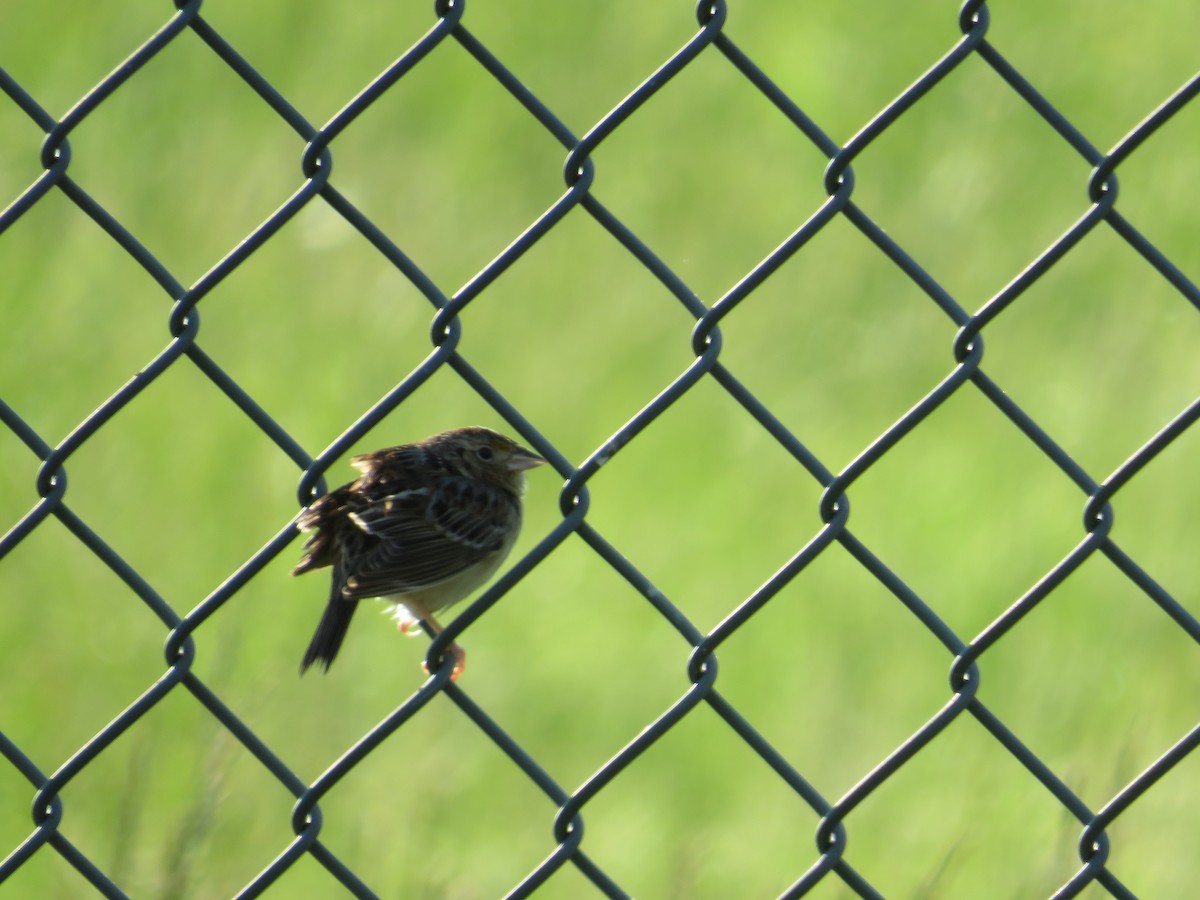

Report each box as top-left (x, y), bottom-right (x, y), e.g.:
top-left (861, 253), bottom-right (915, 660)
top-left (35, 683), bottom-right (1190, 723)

top-left (3, 1), bottom-right (1199, 897)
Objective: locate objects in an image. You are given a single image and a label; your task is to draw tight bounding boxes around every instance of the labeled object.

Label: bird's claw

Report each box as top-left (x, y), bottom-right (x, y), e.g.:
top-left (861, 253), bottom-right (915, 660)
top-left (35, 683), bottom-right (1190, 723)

top-left (423, 644), bottom-right (466, 681)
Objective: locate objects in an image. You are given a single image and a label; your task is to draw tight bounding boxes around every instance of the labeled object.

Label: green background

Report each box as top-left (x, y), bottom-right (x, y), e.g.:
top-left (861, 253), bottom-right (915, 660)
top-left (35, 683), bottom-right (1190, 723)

top-left (2, 2), bottom-right (1198, 897)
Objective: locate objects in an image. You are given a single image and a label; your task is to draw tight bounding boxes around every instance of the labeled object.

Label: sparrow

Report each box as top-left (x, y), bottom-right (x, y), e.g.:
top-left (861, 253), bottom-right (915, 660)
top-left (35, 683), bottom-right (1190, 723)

top-left (293, 427), bottom-right (547, 679)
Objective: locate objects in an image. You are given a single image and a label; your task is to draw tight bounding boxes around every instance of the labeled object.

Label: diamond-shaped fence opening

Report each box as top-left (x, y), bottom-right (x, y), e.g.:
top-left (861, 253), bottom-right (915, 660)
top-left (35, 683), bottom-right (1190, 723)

top-left (2, 2), bottom-right (1199, 897)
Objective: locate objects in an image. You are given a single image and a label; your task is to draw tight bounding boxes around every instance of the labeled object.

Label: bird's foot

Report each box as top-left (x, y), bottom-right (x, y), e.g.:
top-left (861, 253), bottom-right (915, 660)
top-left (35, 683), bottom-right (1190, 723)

top-left (423, 643), bottom-right (466, 681)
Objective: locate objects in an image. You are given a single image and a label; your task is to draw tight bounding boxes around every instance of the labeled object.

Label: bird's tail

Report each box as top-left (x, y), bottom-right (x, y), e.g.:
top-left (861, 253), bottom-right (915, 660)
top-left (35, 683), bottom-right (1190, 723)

top-left (300, 594), bottom-right (357, 674)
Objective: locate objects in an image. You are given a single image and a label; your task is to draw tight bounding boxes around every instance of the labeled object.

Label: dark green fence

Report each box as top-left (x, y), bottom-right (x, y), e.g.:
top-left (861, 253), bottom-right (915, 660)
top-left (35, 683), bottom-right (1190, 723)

top-left (2, 2), bottom-right (1198, 897)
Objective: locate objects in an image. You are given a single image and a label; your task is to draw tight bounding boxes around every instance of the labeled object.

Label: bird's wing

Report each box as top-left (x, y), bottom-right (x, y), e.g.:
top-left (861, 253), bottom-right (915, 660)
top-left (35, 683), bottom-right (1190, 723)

top-left (336, 477), bottom-right (519, 600)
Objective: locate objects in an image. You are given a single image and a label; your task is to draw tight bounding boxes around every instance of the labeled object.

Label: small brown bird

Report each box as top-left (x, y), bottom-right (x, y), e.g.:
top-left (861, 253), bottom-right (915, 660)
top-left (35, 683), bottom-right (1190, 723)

top-left (293, 427), bottom-right (547, 679)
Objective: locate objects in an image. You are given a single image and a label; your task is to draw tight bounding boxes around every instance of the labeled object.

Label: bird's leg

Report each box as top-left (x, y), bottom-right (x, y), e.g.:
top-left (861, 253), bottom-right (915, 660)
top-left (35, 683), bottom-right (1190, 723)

top-left (420, 616), bottom-right (466, 681)
top-left (400, 601), bottom-right (466, 680)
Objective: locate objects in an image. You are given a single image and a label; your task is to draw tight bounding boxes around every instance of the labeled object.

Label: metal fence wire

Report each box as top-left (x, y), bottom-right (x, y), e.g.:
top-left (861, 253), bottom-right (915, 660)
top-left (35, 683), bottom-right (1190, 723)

top-left (2, 1), bottom-right (1200, 897)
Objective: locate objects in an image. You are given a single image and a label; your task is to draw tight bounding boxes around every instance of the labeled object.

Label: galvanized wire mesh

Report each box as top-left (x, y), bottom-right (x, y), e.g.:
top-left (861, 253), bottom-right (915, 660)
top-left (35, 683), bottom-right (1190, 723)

top-left (2, 1), bottom-right (1199, 897)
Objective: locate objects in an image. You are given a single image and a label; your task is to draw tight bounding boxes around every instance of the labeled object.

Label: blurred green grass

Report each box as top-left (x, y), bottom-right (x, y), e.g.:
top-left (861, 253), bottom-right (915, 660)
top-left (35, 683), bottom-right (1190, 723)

top-left (2, 2), bottom-right (1199, 897)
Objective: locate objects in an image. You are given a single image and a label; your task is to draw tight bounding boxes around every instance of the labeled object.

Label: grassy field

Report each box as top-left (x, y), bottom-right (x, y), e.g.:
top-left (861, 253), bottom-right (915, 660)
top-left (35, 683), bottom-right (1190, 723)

top-left (2, 2), bottom-right (1199, 897)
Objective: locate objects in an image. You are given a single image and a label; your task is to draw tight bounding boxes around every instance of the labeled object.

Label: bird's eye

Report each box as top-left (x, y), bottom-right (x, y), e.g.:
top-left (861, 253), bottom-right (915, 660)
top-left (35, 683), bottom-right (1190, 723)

top-left (476, 445), bottom-right (494, 461)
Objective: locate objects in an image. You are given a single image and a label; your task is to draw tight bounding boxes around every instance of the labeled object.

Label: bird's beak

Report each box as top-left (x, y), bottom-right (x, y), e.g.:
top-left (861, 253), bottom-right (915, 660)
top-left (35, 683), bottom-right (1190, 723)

top-left (507, 452), bottom-right (547, 472)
